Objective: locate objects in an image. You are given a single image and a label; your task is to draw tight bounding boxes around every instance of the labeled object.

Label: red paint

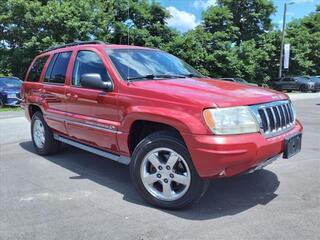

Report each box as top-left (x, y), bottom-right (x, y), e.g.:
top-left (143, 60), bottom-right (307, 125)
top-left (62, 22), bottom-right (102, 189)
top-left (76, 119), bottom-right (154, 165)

top-left (22, 43), bottom-right (303, 179)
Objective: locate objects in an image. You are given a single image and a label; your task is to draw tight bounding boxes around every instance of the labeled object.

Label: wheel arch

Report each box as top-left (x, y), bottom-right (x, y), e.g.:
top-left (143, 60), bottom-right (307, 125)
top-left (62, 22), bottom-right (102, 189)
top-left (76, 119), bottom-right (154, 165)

top-left (128, 119), bottom-right (185, 155)
top-left (28, 104), bottom-right (43, 118)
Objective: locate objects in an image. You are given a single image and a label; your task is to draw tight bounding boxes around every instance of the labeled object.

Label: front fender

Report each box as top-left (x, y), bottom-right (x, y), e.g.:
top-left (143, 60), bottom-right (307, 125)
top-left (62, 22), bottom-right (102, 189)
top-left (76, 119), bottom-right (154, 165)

top-left (120, 105), bottom-right (209, 135)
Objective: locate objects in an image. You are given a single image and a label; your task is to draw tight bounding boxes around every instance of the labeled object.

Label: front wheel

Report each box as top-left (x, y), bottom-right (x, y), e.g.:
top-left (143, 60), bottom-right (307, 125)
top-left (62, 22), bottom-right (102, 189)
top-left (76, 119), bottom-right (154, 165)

top-left (300, 85), bottom-right (309, 93)
top-left (31, 111), bottom-right (61, 155)
top-left (130, 131), bottom-right (209, 209)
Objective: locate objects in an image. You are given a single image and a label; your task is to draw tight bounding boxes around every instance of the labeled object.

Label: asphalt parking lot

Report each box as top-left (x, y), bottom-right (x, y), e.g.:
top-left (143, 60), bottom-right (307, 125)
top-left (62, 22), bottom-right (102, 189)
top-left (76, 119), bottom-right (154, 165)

top-left (1, 95), bottom-right (319, 240)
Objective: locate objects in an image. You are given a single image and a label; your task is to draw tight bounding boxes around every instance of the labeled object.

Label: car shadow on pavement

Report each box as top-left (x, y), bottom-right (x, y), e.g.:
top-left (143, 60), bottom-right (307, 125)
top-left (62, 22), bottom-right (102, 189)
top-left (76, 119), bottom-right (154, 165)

top-left (20, 141), bottom-right (280, 220)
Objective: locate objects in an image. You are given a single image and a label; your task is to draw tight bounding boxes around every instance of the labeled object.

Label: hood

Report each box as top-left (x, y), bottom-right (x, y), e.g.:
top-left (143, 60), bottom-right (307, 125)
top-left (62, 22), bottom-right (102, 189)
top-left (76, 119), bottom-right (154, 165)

top-left (131, 77), bottom-right (288, 108)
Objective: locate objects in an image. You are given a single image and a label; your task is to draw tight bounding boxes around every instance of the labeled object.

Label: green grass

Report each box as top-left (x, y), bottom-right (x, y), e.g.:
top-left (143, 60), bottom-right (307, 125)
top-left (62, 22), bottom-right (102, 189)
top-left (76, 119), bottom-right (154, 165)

top-left (0, 106), bottom-right (22, 112)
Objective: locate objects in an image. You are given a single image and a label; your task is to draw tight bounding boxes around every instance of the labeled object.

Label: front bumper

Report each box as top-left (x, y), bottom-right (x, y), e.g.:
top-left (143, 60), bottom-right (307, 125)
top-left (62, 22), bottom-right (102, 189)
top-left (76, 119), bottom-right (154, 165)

top-left (5, 97), bottom-right (22, 106)
top-left (183, 120), bottom-right (303, 179)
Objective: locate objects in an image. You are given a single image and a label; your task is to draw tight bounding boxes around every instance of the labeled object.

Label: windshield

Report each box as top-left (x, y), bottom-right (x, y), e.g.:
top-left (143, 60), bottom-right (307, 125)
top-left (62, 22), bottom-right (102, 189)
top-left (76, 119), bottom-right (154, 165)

top-left (310, 76), bottom-right (320, 81)
top-left (294, 76), bottom-right (311, 81)
top-left (0, 78), bottom-right (22, 87)
top-left (106, 49), bottom-right (202, 81)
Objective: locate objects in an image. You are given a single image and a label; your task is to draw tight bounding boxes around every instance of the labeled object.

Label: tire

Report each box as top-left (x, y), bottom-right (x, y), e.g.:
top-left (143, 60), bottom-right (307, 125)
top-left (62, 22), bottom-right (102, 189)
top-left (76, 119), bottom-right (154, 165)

top-left (300, 85), bottom-right (309, 93)
top-left (0, 98), bottom-right (3, 108)
top-left (130, 131), bottom-right (209, 209)
top-left (31, 111), bottom-right (61, 155)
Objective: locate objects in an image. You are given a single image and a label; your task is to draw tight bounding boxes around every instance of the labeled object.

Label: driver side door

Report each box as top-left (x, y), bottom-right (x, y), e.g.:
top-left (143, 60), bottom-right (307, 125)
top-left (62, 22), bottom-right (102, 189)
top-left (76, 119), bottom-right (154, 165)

top-left (65, 49), bottom-right (119, 152)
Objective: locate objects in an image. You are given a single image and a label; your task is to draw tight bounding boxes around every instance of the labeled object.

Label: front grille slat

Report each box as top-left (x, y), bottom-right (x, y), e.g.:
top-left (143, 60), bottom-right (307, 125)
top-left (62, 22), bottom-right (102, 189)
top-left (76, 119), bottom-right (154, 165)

top-left (270, 107), bottom-right (278, 131)
top-left (288, 103), bottom-right (294, 124)
top-left (280, 105), bottom-right (287, 126)
top-left (263, 108), bottom-right (271, 132)
top-left (253, 100), bottom-right (295, 138)
top-left (276, 106), bottom-right (283, 129)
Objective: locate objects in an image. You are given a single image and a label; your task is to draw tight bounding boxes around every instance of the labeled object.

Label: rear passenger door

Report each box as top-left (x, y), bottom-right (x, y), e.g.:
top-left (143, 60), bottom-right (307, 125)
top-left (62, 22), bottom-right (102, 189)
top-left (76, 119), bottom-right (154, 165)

top-left (65, 49), bottom-right (119, 152)
top-left (42, 51), bottom-right (72, 135)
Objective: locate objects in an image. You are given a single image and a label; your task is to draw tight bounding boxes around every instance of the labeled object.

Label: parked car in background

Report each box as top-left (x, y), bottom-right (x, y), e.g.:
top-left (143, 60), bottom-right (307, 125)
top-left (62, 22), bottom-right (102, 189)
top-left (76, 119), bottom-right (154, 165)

top-left (310, 76), bottom-right (320, 82)
top-left (272, 76), bottom-right (320, 93)
top-left (0, 77), bottom-right (22, 108)
top-left (220, 77), bottom-right (258, 86)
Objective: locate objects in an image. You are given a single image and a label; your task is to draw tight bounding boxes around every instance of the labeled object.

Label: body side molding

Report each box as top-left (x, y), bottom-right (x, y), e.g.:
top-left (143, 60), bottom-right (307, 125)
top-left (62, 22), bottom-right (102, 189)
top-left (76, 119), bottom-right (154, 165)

top-left (54, 134), bottom-right (130, 165)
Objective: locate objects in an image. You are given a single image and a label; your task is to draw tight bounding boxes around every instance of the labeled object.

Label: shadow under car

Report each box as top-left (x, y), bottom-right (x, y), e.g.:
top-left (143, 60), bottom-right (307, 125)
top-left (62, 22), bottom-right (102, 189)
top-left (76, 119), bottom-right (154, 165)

top-left (19, 141), bottom-right (280, 220)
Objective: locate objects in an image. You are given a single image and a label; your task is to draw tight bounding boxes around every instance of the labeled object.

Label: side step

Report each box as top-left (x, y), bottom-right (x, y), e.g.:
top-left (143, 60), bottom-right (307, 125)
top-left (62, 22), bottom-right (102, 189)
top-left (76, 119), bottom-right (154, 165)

top-left (54, 135), bottom-right (130, 165)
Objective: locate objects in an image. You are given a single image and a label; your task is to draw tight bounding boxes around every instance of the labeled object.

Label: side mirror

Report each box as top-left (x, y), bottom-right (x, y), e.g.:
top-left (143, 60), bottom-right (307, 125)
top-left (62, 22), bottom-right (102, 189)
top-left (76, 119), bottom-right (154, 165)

top-left (80, 73), bottom-right (113, 91)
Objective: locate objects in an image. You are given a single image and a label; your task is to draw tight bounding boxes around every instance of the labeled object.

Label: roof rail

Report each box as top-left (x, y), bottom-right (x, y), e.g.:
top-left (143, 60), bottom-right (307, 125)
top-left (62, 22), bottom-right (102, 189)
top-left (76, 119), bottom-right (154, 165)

top-left (42, 40), bottom-right (106, 53)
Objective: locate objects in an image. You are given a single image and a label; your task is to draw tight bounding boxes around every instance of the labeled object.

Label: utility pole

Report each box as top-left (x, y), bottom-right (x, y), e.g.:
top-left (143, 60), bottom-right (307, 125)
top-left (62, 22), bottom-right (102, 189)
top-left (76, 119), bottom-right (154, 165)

top-left (279, 2), bottom-right (294, 78)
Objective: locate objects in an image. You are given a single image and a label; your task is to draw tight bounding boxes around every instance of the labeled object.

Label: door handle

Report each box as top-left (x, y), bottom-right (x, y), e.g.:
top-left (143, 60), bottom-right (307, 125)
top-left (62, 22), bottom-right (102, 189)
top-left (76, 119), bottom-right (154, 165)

top-left (72, 94), bottom-right (78, 100)
top-left (66, 93), bottom-right (78, 100)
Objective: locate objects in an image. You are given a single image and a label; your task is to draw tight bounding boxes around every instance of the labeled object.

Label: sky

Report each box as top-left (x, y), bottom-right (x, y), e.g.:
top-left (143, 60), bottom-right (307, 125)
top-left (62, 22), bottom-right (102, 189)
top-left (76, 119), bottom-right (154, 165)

top-left (157, 0), bottom-right (320, 32)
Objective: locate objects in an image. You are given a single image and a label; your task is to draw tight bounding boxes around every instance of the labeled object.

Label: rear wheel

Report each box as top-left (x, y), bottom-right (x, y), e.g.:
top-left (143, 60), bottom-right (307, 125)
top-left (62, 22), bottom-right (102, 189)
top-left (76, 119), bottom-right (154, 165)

top-left (130, 131), bottom-right (209, 209)
top-left (31, 111), bottom-right (61, 155)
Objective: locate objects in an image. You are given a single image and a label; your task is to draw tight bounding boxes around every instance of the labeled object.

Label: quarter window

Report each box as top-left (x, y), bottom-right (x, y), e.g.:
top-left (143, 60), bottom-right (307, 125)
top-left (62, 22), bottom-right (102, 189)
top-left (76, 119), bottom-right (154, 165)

top-left (27, 55), bottom-right (49, 82)
top-left (44, 51), bottom-right (72, 84)
top-left (72, 51), bottom-right (110, 86)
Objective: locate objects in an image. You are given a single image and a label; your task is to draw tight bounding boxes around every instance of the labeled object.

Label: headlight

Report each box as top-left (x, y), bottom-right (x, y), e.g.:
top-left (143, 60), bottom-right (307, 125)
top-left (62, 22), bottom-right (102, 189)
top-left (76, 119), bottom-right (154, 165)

top-left (7, 93), bottom-right (17, 98)
top-left (203, 106), bottom-right (259, 135)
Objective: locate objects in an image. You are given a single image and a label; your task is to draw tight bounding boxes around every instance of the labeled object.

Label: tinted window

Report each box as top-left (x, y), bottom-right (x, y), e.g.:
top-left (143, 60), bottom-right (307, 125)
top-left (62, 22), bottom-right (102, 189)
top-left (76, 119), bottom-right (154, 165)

top-left (45, 52), bottom-right (71, 84)
top-left (72, 51), bottom-right (110, 86)
top-left (44, 54), bottom-right (58, 82)
top-left (27, 56), bottom-right (49, 82)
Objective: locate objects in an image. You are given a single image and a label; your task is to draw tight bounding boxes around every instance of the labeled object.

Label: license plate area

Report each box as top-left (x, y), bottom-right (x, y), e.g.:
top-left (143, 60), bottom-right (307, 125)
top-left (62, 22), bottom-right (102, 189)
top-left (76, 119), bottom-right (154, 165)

top-left (283, 133), bottom-right (302, 159)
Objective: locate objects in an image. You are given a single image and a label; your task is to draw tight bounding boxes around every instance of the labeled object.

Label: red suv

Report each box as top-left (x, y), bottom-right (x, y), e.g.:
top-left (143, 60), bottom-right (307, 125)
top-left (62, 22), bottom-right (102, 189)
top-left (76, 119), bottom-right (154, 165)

top-left (21, 41), bottom-right (303, 209)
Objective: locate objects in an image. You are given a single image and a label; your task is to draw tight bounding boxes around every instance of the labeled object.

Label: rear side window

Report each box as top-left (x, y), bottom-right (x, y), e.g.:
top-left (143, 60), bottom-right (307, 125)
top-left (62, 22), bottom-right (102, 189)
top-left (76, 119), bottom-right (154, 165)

top-left (44, 51), bottom-right (72, 84)
top-left (27, 55), bottom-right (49, 82)
top-left (72, 50), bottom-right (110, 86)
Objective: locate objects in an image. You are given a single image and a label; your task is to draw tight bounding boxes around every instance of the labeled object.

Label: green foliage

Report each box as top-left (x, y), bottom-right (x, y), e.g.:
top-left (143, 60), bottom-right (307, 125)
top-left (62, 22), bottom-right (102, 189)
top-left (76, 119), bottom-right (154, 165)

top-left (286, 6), bottom-right (320, 75)
top-left (0, 0), bottom-right (319, 83)
top-left (217, 0), bottom-right (276, 43)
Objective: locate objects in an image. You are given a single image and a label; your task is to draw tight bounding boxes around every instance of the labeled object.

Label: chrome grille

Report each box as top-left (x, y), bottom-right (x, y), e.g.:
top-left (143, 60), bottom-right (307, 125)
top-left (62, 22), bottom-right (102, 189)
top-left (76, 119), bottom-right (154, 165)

top-left (251, 100), bottom-right (295, 137)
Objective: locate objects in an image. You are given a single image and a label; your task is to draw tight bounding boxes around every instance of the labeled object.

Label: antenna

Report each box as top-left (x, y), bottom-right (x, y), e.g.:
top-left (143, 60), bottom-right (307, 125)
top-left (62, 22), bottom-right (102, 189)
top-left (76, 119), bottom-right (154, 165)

top-left (127, 0), bottom-right (130, 46)
top-left (127, 0), bottom-right (130, 82)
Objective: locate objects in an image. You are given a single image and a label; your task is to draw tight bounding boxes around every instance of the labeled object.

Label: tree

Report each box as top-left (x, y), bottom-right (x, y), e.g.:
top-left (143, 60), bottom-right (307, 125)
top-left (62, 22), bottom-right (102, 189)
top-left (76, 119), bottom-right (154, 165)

top-left (218, 0), bottom-right (276, 44)
top-left (110, 0), bottom-right (177, 47)
top-left (0, 0), bottom-right (178, 78)
top-left (286, 5), bottom-right (320, 75)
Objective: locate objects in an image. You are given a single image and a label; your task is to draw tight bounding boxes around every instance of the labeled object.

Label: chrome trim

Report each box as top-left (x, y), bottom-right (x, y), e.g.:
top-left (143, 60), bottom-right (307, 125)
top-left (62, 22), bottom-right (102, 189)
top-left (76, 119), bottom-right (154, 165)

top-left (276, 106), bottom-right (282, 130)
top-left (263, 108), bottom-right (271, 132)
top-left (280, 104), bottom-right (288, 126)
top-left (246, 154), bottom-right (281, 174)
top-left (46, 115), bottom-right (122, 134)
top-left (250, 100), bottom-right (296, 138)
top-left (54, 135), bottom-right (130, 165)
top-left (270, 107), bottom-right (277, 131)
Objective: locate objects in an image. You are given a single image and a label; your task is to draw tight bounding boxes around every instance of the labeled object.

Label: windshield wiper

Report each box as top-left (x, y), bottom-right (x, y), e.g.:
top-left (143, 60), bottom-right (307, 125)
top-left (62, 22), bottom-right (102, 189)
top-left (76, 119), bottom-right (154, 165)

top-left (182, 73), bottom-right (203, 78)
top-left (127, 74), bottom-right (186, 81)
